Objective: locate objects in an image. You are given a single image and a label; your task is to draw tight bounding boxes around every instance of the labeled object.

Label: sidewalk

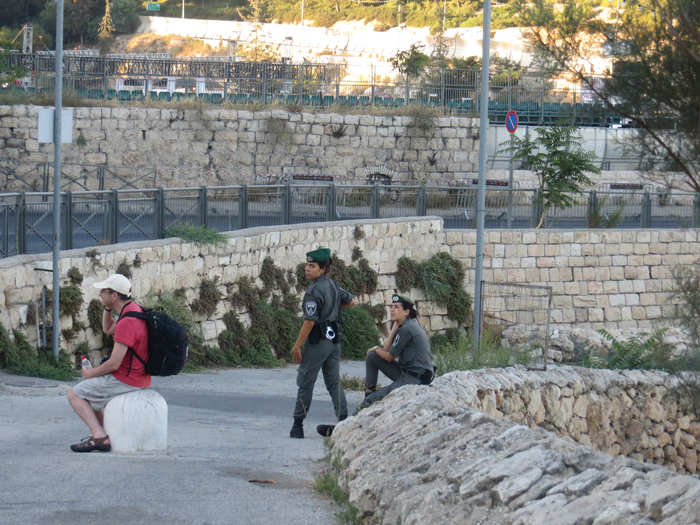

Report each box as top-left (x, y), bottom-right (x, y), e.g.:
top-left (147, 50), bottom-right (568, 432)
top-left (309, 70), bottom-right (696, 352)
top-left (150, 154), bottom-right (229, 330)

top-left (0, 360), bottom-right (367, 525)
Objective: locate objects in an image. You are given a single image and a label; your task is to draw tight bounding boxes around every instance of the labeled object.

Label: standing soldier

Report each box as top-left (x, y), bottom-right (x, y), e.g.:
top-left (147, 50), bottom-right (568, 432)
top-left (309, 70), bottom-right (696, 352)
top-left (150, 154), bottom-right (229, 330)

top-left (290, 248), bottom-right (356, 438)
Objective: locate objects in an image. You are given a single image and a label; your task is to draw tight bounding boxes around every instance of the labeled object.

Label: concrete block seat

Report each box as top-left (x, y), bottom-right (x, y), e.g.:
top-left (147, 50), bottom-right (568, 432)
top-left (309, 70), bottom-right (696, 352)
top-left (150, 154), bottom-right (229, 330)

top-left (103, 389), bottom-right (168, 453)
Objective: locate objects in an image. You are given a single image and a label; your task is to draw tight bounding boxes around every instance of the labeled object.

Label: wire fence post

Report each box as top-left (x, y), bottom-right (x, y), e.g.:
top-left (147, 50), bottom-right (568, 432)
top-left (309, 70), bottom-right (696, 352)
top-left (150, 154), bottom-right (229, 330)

top-left (2, 206), bottom-right (8, 257)
top-left (199, 186), bottom-right (208, 227)
top-left (239, 185), bottom-right (248, 229)
top-left (62, 190), bottom-right (72, 249)
top-left (108, 189), bottom-right (118, 244)
top-left (16, 192), bottom-right (26, 254)
top-left (371, 183), bottom-right (380, 218)
top-left (327, 183), bottom-right (336, 220)
top-left (641, 191), bottom-right (652, 227)
top-left (283, 182), bottom-right (292, 224)
top-left (153, 187), bottom-right (164, 238)
top-left (586, 190), bottom-right (598, 227)
top-left (530, 190), bottom-right (541, 228)
top-left (417, 185), bottom-right (426, 216)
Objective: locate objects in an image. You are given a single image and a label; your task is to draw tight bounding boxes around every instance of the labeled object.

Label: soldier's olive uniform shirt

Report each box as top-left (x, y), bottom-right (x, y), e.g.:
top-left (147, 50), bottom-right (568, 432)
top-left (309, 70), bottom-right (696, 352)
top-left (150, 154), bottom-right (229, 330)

top-left (389, 318), bottom-right (433, 376)
top-left (292, 274), bottom-right (352, 421)
top-left (302, 276), bottom-right (353, 329)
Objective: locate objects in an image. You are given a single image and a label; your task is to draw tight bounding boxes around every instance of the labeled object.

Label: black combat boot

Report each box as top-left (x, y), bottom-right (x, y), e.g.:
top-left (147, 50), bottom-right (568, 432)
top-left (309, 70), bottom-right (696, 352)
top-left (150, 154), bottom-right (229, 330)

top-left (316, 424), bottom-right (335, 437)
top-left (290, 417), bottom-right (304, 439)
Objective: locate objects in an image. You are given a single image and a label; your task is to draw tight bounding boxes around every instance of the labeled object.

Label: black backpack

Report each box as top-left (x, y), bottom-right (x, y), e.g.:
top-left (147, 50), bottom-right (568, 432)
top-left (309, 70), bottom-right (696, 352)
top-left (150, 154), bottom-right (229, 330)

top-left (120, 308), bottom-right (189, 376)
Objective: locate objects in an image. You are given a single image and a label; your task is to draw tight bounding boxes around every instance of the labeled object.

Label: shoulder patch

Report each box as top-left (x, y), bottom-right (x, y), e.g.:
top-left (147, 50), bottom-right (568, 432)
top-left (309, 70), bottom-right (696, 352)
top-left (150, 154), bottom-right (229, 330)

top-left (392, 334), bottom-right (400, 346)
top-left (304, 300), bottom-right (318, 317)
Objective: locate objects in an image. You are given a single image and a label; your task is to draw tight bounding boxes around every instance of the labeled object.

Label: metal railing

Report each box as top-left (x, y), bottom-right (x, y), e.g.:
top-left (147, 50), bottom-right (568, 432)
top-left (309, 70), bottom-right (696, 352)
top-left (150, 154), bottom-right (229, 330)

top-left (2, 53), bottom-right (632, 127)
top-left (1, 184), bottom-right (697, 259)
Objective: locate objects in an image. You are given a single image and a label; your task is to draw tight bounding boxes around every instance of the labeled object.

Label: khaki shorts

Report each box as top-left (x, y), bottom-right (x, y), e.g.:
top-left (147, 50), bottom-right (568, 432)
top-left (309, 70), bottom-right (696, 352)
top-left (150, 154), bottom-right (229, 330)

top-left (72, 374), bottom-right (142, 409)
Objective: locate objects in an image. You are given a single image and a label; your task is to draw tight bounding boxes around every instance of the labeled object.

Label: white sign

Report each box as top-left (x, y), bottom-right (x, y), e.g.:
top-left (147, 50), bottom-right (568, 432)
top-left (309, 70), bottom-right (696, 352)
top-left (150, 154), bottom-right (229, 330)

top-left (38, 108), bottom-right (73, 144)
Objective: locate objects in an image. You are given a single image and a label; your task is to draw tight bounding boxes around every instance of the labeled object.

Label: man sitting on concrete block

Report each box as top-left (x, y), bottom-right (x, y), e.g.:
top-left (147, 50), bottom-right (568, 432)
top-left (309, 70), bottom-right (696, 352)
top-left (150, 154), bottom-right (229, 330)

top-left (67, 273), bottom-right (150, 452)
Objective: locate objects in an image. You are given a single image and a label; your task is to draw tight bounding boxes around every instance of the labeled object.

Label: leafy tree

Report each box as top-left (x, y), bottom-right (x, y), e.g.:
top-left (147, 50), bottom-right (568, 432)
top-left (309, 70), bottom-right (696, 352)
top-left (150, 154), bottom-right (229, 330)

top-left (503, 125), bottom-right (599, 228)
top-left (39, 0), bottom-right (137, 46)
top-left (110, 0), bottom-right (140, 35)
top-left (390, 43), bottom-right (430, 78)
top-left (237, 0), bottom-right (270, 23)
top-left (0, 0), bottom-right (45, 27)
top-left (97, 0), bottom-right (115, 40)
top-left (516, 0), bottom-right (700, 193)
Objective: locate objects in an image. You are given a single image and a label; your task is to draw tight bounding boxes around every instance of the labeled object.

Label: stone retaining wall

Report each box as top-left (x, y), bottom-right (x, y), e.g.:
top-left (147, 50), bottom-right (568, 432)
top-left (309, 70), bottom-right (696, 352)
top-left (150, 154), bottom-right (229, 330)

top-left (0, 218), bottom-right (697, 352)
top-left (0, 104), bottom-right (676, 190)
top-left (330, 370), bottom-right (700, 524)
top-left (434, 366), bottom-right (699, 474)
top-left (0, 104), bottom-right (480, 188)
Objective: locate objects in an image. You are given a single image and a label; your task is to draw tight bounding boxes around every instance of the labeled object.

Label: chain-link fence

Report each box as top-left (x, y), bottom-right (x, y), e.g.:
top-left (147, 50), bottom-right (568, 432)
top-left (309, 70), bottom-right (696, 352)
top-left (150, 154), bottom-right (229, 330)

top-left (479, 281), bottom-right (553, 371)
top-left (3, 52), bottom-right (633, 127)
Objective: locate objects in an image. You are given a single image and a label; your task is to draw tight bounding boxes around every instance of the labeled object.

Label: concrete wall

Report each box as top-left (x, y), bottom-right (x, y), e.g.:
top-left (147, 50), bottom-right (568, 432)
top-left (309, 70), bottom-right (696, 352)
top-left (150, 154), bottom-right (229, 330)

top-left (0, 218), bottom-right (697, 353)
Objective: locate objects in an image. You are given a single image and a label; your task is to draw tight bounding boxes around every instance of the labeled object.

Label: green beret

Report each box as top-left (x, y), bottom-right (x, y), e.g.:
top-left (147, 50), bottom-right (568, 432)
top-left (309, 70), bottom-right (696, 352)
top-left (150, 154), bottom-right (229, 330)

top-left (392, 294), bottom-right (414, 308)
top-left (306, 248), bottom-right (331, 263)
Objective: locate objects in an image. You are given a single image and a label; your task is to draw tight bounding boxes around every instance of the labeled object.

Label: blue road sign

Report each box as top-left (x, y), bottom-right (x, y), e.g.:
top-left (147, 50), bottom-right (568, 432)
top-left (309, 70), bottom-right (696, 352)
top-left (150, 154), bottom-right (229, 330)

top-left (506, 110), bottom-right (518, 133)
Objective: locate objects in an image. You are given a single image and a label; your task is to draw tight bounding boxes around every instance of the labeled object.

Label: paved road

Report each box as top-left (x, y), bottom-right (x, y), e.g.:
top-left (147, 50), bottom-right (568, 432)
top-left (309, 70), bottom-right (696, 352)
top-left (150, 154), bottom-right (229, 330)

top-left (0, 361), bottom-right (367, 525)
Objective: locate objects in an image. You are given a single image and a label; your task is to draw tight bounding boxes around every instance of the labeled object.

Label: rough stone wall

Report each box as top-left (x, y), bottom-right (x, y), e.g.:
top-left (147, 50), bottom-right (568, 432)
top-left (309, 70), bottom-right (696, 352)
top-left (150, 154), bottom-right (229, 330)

top-left (0, 104), bottom-right (480, 189)
top-left (0, 218), bottom-right (445, 352)
top-left (0, 219), bottom-right (697, 352)
top-left (431, 366), bottom-right (699, 474)
top-left (0, 104), bottom-right (676, 191)
top-left (330, 371), bottom-right (700, 524)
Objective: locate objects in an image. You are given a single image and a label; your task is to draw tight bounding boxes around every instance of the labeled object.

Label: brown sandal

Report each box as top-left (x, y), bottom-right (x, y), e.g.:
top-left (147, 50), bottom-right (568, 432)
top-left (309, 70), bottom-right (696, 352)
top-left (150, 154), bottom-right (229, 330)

top-left (70, 435), bottom-right (111, 453)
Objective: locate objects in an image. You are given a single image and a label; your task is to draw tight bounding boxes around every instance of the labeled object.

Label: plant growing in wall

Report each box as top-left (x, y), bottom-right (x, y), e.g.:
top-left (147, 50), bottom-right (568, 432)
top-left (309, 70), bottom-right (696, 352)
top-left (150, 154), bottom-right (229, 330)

top-left (583, 329), bottom-right (674, 371)
top-left (165, 223), bottom-right (227, 245)
top-left (396, 252), bottom-right (472, 327)
top-left (501, 125), bottom-right (600, 228)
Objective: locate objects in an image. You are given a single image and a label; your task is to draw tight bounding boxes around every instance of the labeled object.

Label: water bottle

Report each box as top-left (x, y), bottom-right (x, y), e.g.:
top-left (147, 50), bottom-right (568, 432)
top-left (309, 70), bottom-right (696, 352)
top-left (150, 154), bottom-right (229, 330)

top-left (81, 355), bottom-right (92, 369)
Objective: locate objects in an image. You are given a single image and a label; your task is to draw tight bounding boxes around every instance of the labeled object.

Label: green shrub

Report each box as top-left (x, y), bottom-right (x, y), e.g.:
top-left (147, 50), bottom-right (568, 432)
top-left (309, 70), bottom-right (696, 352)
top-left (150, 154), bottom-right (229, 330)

top-left (165, 223), bottom-right (227, 245)
top-left (582, 329), bottom-right (675, 371)
top-left (432, 332), bottom-right (531, 376)
top-left (340, 306), bottom-right (381, 360)
top-left (87, 299), bottom-right (103, 333)
top-left (0, 323), bottom-right (77, 380)
top-left (396, 253), bottom-right (472, 326)
top-left (249, 300), bottom-right (302, 360)
top-left (191, 277), bottom-right (221, 317)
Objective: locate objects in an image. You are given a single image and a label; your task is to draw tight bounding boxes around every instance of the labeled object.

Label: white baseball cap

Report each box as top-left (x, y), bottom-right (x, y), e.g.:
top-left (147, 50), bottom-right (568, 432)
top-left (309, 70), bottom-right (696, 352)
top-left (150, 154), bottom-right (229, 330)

top-left (92, 274), bottom-right (132, 297)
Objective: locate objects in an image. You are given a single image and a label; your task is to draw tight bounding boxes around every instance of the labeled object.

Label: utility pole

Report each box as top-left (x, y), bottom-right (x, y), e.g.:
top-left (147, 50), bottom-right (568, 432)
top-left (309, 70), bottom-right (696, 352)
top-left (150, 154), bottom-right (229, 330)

top-left (52, 1), bottom-right (64, 359)
top-left (473, 0), bottom-right (492, 353)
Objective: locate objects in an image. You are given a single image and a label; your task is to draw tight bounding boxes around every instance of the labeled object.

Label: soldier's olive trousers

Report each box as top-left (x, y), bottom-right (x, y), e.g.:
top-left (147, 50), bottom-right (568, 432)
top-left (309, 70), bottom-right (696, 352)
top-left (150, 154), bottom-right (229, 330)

top-left (364, 350), bottom-right (421, 405)
top-left (293, 339), bottom-right (348, 420)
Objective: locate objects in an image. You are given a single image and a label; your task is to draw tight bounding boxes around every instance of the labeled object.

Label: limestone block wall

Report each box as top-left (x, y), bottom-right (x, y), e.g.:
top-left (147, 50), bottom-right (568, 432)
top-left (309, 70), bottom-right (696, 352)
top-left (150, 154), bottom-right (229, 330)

top-left (330, 373), bottom-right (700, 525)
top-left (0, 218), bottom-right (697, 354)
top-left (0, 104), bottom-right (480, 189)
top-left (0, 218), bottom-right (446, 352)
top-left (446, 228), bottom-right (699, 331)
top-left (0, 104), bottom-right (678, 191)
top-left (435, 366), bottom-right (699, 474)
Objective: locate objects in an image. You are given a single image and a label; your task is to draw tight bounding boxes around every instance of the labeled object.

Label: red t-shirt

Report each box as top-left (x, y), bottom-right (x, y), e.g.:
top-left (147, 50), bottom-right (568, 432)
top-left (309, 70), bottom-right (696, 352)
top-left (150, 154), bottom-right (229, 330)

top-left (113, 302), bottom-right (151, 388)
